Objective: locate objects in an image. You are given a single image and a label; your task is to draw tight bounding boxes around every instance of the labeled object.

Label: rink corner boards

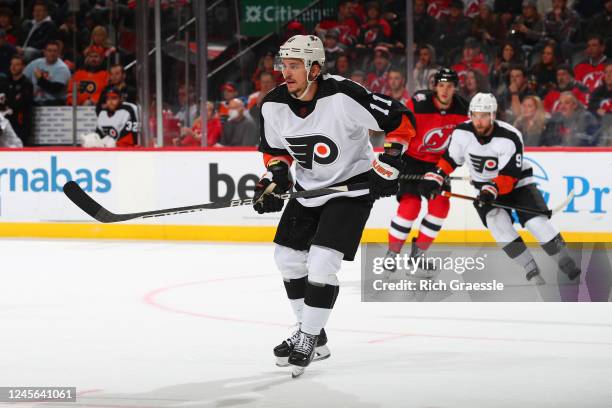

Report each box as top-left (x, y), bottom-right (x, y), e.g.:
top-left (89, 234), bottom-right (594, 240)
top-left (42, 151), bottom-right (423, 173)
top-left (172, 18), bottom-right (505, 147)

top-left (0, 222), bottom-right (610, 244)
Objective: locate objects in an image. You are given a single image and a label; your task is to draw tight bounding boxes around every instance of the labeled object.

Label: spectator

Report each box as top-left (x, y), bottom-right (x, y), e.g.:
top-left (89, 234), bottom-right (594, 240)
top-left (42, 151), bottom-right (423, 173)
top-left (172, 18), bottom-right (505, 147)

top-left (315, 0), bottom-right (360, 47)
top-left (452, 38), bottom-right (489, 87)
top-left (413, 44), bottom-right (440, 92)
top-left (356, 2), bottom-right (392, 50)
top-left (510, 0), bottom-right (546, 49)
top-left (471, 3), bottom-right (503, 46)
top-left (323, 29), bottom-right (345, 71)
top-left (251, 51), bottom-right (283, 91)
top-left (174, 84), bottom-right (197, 126)
top-left (543, 0), bottom-right (580, 59)
top-left (588, 63), bottom-right (612, 119)
top-left (0, 8), bottom-right (19, 46)
top-left (217, 81), bottom-right (238, 120)
top-left (97, 64), bottom-right (137, 112)
top-left (367, 45), bottom-right (392, 93)
top-left (19, 1), bottom-right (58, 62)
top-left (0, 112), bottom-right (23, 147)
top-left (331, 53), bottom-right (350, 77)
top-left (413, 0), bottom-right (436, 46)
top-left (543, 64), bottom-right (589, 113)
top-left (460, 68), bottom-right (490, 100)
top-left (58, 14), bottom-right (89, 60)
top-left (0, 28), bottom-right (16, 75)
top-left (218, 98), bottom-right (258, 146)
top-left (384, 67), bottom-right (409, 104)
top-left (350, 70), bottom-right (368, 87)
top-left (24, 40), bottom-right (70, 106)
top-left (586, 0), bottom-right (612, 51)
top-left (66, 47), bottom-right (109, 106)
top-left (84, 26), bottom-right (116, 62)
top-left (3, 55), bottom-right (33, 145)
top-left (433, 0), bottom-right (472, 54)
top-left (94, 87), bottom-right (139, 147)
top-left (248, 71), bottom-right (276, 129)
top-left (542, 91), bottom-right (601, 146)
top-left (574, 34), bottom-right (609, 93)
top-left (499, 65), bottom-right (534, 121)
top-left (514, 95), bottom-right (547, 146)
top-left (490, 41), bottom-right (521, 95)
top-left (530, 42), bottom-right (558, 95)
top-left (175, 102), bottom-right (223, 147)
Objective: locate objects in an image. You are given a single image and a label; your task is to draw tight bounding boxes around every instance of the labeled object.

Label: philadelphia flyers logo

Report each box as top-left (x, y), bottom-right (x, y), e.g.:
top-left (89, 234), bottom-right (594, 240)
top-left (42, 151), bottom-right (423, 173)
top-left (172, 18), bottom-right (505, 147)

top-left (102, 126), bottom-right (118, 138)
top-left (469, 154), bottom-right (498, 173)
top-left (420, 125), bottom-right (455, 153)
top-left (285, 134), bottom-right (339, 170)
top-left (78, 80), bottom-right (97, 94)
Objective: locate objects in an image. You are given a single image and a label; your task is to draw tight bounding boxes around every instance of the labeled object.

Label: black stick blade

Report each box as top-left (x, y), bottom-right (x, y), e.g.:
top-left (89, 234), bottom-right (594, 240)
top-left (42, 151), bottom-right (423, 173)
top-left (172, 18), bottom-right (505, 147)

top-left (63, 181), bottom-right (114, 223)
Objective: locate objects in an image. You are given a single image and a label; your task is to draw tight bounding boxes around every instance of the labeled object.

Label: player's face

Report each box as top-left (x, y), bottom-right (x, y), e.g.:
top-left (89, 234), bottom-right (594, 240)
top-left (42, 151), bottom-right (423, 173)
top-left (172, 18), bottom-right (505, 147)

top-left (435, 81), bottom-right (455, 104)
top-left (107, 95), bottom-right (121, 112)
top-left (471, 112), bottom-right (494, 136)
top-left (281, 58), bottom-right (308, 95)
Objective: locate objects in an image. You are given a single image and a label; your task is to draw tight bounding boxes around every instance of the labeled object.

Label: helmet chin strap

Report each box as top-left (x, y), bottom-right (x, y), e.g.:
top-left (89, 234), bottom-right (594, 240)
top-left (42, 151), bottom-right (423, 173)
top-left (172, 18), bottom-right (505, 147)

top-left (290, 65), bottom-right (318, 100)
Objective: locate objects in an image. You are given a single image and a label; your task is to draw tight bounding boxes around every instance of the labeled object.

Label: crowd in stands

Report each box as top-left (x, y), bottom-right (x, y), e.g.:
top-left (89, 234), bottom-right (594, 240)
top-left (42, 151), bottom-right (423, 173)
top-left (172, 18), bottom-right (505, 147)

top-left (0, 0), bottom-right (610, 148)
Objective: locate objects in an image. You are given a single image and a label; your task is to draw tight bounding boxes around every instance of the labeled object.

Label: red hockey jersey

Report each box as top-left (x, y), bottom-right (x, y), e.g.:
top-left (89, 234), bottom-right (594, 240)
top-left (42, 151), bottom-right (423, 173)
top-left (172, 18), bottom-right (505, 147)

top-left (406, 91), bottom-right (469, 163)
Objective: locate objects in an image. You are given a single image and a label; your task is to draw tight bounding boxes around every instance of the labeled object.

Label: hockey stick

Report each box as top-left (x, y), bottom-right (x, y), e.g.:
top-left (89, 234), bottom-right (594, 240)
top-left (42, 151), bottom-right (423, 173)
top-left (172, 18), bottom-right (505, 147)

top-left (442, 191), bottom-right (568, 217)
top-left (399, 174), bottom-right (468, 181)
top-left (63, 180), bottom-right (370, 224)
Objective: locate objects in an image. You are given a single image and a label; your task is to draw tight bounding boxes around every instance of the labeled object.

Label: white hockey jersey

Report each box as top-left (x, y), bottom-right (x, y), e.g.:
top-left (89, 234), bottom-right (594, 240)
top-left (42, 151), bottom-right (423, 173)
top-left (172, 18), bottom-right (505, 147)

top-left (441, 120), bottom-right (534, 192)
top-left (259, 74), bottom-right (414, 206)
top-left (96, 102), bottom-right (139, 147)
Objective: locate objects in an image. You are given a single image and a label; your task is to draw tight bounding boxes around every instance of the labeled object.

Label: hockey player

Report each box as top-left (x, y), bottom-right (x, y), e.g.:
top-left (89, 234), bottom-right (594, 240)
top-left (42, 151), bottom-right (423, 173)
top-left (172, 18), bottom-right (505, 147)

top-left (418, 93), bottom-right (580, 284)
top-left (95, 87), bottom-right (139, 147)
top-left (385, 68), bottom-right (469, 271)
top-left (253, 35), bottom-right (416, 376)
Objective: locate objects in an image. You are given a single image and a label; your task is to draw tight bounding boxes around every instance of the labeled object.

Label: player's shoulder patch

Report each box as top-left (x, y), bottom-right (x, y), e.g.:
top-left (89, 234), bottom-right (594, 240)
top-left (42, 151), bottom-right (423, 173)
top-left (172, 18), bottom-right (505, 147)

top-left (261, 84), bottom-right (289, 106)
top-left (494, 121), bottom-right (524, 150)
top-left (410, 91), bottom-right (434, 112)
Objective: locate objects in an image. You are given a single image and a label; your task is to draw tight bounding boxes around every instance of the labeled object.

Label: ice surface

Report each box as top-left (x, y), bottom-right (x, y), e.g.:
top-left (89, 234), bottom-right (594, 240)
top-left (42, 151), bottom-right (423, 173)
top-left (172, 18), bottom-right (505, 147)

top-left (1, 239), bottom-right (611, 408)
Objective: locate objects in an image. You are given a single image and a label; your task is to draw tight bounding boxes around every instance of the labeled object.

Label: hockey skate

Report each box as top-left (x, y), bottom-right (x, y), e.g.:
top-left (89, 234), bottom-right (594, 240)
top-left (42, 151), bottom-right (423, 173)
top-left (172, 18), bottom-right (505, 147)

top-left (288, 330), bottom-right (318, 378)
top-left (274, 327), bottom-right (330, 367)
top-left (407, 238), bottom-right (437, 278)
top-left (559, 256), bottom-right (581, 281)
top-left (526, 267), bottom-right (546, 285)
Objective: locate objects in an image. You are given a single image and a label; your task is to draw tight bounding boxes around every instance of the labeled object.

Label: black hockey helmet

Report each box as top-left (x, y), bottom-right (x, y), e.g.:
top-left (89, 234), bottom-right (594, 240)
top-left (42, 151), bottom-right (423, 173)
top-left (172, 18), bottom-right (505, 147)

top-left (434, 68), bottom-right (459, 86)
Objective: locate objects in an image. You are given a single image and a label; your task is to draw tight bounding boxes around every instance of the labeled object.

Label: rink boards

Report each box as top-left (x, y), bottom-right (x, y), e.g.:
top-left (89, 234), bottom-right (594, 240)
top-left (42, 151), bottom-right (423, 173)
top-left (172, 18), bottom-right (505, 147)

top-left (0, 147), bottom-right (609, 242)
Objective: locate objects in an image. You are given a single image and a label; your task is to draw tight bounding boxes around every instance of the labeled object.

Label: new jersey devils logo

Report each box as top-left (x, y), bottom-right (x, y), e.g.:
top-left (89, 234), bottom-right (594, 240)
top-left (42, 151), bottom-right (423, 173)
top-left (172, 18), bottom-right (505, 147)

top-left (285, 134), bottom-right (339, 170)
top-left (420, 125), bottom-right (455, 153)
top-left (582, 71), bottom-right (604, 91)
top-left (600, 98), bottom-right (612, 113)
top-left (470, 154), bottom-right (498, 173)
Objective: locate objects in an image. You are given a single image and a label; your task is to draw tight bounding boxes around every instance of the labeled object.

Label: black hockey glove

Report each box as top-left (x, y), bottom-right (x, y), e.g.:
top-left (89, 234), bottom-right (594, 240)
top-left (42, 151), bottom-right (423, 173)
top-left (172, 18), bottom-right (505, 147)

top-left (368, 142), bottom-right (405, 200)
top-left (476, 182), bottom-right (498, 208)
top-left (253, 160), bottom-right (293, 214)
top-left (418, 168), bottom-right (445, 199)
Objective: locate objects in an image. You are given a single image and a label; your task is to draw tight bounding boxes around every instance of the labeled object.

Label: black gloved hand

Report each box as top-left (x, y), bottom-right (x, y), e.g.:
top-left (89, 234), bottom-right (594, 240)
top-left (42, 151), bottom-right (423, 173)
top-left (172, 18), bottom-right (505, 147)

top-left (476, 182), bottom-right (497, 208)
top-left (253, 160), bottom-right (292, 214)
top-left (417, 168), bottom-right (445, 199)
top-left (368, 142), bottom-right (405, 200)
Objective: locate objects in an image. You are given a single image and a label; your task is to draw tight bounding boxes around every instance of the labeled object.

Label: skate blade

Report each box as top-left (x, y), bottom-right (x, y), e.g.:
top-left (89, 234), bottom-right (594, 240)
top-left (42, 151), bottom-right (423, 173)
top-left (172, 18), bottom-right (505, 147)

top-left (275, 356), bottom-right (289, 367)
top-left (291, 366), bottom-right (305, 378)
top-left (276, 345), bottom-right (330, 367)
top-left (530, 275), bottom-right (546, 286)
